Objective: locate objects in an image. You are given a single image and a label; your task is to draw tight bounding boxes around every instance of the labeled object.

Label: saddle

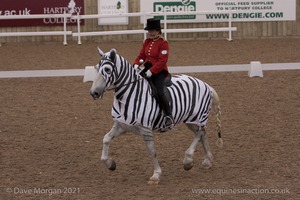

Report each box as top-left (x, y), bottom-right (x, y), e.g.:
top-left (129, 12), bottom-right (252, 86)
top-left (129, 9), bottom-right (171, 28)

top-left (149, 73), bottom-right (172, 102)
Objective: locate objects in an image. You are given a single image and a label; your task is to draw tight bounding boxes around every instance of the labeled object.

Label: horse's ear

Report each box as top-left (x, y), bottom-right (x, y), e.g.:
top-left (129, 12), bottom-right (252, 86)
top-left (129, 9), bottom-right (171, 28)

top-left (110, 49), bottom-right (117, 63)
top-left (97, 47), bottom-right (105, 57)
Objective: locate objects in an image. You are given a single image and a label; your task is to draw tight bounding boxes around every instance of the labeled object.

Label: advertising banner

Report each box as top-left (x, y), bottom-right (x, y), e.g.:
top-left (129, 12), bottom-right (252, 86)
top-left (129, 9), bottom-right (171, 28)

top-left (98, 0), bottom-right (128, 25)
top-left (0, 0), bottom-right (84, 27)
top-left (140, 0), bottom-right (296, 23)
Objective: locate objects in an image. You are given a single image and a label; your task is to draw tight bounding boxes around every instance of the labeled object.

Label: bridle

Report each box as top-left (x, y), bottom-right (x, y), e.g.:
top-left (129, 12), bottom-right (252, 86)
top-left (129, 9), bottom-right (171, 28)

top-left (98, 57), bottom-right (144, 92)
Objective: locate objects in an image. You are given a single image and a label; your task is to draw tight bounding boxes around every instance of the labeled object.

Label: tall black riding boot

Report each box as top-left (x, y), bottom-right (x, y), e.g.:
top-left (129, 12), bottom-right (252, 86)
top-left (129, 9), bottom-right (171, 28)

top-left (158, 93), bottom-right (174, 128)
top-left (150, 70), bottom-right (174, 129)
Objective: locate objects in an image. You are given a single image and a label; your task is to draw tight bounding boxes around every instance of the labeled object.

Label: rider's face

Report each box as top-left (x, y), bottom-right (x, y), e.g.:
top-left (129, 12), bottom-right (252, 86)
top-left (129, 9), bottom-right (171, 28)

top-left (148, 29), bottom-right (160, 39)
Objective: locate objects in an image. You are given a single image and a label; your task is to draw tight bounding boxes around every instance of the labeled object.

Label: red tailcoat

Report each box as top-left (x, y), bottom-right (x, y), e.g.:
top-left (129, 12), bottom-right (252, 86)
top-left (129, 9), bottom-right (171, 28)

top-left (134, 36), bottom-right (169, 75)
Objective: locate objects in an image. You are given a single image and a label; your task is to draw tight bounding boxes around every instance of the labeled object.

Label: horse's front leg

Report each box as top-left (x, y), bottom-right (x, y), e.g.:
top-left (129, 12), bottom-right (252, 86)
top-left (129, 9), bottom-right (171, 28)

top-left (101, 122), bottom-right (125, 170)
top-left (143, 134), bottom-right (162, 185)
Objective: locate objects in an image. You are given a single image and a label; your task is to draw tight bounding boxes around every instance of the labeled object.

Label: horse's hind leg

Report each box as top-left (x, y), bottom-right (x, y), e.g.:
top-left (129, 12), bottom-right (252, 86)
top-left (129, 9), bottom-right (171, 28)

top-left (183, 124), bottom-right (213, 170)
top-left (183, 124), bottom-right (201, 170)
top-left (101, 122), bottom-right (125, 170)
top-left (199, 126), bottom-right (213, 169)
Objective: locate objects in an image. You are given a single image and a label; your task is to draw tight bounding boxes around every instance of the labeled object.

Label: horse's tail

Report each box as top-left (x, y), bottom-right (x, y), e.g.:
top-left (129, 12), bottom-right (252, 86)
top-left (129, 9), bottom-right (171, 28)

top-left (210, 86), bottom-right (223, 148)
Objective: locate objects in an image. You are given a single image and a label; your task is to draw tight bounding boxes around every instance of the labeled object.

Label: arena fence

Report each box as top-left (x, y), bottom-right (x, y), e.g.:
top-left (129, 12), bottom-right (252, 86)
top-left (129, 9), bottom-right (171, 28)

top-left (72, 11), bottom-right (237, 45)
top-left (0, 63), bottom-right (299, 80)
top-left (0, 12), bottom-right (72, 45)
top-left (0, 11), bottom-right (237, 45)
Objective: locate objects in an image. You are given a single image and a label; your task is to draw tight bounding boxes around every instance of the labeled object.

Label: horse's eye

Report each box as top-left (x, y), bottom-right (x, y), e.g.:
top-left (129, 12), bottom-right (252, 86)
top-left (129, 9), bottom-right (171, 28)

top-left (104, 66), bottom-right (112, 74)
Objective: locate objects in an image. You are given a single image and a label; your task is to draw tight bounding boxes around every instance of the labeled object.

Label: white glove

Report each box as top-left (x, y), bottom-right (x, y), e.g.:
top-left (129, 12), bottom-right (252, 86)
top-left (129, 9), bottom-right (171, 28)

top-left (146, 70), bottom-right (152, 78)
top-left (133, 64), bottom-right (139, 70)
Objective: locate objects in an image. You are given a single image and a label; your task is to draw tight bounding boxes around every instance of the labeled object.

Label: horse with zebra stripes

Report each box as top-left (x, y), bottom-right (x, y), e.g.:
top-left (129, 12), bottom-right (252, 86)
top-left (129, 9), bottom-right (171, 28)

top-left (90, 48), bottom-right (223, 184)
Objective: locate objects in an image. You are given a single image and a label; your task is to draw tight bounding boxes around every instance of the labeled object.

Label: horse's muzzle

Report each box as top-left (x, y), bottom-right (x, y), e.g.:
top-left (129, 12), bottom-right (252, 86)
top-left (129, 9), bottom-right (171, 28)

top-left (90, 90), bottom-right (103, 100)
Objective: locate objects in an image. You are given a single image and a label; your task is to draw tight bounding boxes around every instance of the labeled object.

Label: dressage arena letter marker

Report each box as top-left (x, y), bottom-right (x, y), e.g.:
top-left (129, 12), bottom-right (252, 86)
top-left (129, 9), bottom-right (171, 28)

top-left (248, 61), bottom-right (263, 77)
top-left (83, 66), bottom-right (96, 82)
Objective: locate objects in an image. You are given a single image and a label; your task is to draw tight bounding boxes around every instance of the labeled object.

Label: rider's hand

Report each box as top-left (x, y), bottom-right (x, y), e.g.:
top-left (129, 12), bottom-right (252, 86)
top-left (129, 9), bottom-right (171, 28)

top-left (133, 64), bottom-right (139, 70)
top-left (146, 70), bottom-right (152, 78)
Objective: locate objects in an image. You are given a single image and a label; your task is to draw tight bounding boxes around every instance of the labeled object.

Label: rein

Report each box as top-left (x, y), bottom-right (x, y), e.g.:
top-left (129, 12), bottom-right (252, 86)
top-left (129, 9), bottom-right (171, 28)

top-left (106, 77), bottom-right (143, 91)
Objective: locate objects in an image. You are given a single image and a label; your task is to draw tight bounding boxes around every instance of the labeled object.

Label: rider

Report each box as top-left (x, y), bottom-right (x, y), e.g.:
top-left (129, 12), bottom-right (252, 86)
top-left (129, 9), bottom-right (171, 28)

top-left (133, 18), bottom-right (174, 129)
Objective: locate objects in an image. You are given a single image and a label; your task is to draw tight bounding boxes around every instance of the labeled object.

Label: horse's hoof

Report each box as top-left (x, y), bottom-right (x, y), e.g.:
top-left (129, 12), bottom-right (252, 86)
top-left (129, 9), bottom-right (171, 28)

top-left (107, 159), bottom-right (116, 171)
top-left (147, 180), bottom-right (159, 185)
top-left (202, 159), bottom-right (212, 169)
top-left (183, 162), bottom-right (194, 171)
top-left (148, 175), bottom-right (160, 185)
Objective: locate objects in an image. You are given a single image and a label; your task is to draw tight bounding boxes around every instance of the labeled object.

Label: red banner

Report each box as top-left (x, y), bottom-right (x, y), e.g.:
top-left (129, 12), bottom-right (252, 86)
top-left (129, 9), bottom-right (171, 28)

top-left (0, 0), bottom-right (84, 27)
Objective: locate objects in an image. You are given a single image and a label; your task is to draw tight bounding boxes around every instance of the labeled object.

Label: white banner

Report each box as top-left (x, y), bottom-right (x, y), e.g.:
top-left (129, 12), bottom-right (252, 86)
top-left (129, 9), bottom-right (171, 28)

top-left (98, 0), bottom-right (128, 25)
top-left (140, 0), bottom-right (296, 23)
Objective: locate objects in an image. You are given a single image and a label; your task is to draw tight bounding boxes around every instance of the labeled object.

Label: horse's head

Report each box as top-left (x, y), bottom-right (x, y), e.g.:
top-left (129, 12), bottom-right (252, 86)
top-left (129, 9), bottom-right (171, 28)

top-left (90, 48), bottom-right (117, 100)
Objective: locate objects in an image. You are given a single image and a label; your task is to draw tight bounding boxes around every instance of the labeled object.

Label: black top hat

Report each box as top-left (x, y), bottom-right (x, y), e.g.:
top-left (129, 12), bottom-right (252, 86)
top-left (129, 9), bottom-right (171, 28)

top-left (144, 18), bottom-right (161, 30)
